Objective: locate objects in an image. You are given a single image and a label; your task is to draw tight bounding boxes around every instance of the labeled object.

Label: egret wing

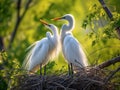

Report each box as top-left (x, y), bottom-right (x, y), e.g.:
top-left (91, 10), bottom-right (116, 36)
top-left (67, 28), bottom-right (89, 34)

top-left (23, 38), bottom-right (50, 72)
top-left (63, 35), bottom-right (88, 67)
top-left (22, 41), bottom-right (38, 69)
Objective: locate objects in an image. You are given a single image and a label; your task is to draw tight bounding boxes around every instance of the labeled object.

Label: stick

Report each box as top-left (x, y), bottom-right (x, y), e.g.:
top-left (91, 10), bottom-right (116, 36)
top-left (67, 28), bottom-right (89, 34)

top-left (95, 56), bottom-right (120, 69)
top-left (104, 67), bottom-right (120, 83)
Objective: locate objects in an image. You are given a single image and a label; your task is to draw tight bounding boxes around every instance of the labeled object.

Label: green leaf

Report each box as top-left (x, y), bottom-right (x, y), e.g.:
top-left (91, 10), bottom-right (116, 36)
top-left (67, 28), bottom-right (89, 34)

top-left (92, 40), bottom-right (96, 46)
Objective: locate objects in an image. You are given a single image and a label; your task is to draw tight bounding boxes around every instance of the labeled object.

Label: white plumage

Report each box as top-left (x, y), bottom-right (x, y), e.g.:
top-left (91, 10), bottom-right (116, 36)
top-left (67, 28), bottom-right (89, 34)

top-left (53, 14), bottom-right (88, 74)
top-left (22, 20), bottom-right (59, 73)
top-left (63, 34), bottom-right (88, 67)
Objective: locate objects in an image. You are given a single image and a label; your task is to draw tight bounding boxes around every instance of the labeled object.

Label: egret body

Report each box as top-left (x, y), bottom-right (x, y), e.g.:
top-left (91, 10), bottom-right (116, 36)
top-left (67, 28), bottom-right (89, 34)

top-left (53, 14), bottom-right (88, 75)
top-left (23, 20), bottom-right (59, 75)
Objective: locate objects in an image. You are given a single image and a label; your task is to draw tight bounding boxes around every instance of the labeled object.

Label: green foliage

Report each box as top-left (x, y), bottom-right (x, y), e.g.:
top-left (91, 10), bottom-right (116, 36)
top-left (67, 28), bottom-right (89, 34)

top-left (0, 76), bottom-right (7, 90)
top-left (82, 4), bottom-right (120, 46)
top-left (0, 0), bottom-right (120, 89)
top-left (0, 0), bottom-right (13, 36)
top-left (0, 51), bottom-right (24, 90)
top-left (105, 0), bottom-right (120, 13)
top-left (46, 61), bottom-right (56, 74)
top-left (82, 3), bottom-right (120, 73)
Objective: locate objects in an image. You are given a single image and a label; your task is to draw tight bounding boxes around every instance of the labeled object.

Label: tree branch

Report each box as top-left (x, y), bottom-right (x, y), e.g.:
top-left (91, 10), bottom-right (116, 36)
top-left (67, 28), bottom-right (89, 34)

top-left (0, 36), bottom-right (4, 51)
top-left (95, 56), bottom-right (120, 69)
top-left (8, 0), bottom-right (32, 49)
top-left (21, 0), bottom-right (32, 20)
top-left (98, 0), bottom-right (120, 38)
top-left (98, 0), bottom-right (113, 19)
top-left (17, 0), bottom-right (21, 19)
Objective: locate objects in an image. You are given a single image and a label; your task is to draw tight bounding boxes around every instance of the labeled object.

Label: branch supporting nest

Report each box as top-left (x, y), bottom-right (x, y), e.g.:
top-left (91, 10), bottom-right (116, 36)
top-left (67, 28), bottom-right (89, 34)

top-left (95, 56), bottom-right (120, 69)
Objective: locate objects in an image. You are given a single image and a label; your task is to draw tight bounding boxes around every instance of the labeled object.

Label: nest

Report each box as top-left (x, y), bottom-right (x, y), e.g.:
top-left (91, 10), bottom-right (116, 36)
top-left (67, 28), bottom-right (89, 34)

top-left (11, 67), bottom-right (115, 90)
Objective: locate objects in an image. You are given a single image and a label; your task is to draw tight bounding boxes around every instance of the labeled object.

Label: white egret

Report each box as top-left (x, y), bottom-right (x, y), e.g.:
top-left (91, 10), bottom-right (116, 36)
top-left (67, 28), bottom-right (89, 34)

top-left (52, 14), bottom-right (88, 75)
top-left (23, 20), bottom-right (59, 75)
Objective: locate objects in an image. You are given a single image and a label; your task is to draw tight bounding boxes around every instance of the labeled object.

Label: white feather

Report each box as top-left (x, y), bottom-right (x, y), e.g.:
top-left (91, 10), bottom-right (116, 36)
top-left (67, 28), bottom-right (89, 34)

top-left (60, 14), bottom-right (88, 68)
top-left (63, 35), bottom-right (88, 67)
top-left (22, 24), bottom-right (60, 73)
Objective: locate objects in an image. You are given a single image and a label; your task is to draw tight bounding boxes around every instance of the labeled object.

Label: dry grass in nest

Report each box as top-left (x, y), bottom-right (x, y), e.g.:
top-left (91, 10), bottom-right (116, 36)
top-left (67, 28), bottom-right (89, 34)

top-left (11, 67), bottom-right (116, 90)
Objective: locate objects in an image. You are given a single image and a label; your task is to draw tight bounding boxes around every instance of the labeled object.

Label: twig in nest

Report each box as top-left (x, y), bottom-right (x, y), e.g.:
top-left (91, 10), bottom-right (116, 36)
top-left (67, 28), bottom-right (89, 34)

top-left (67, 78), bottom-right (77, 88)
top-left (48, 82), bottom-right (66, 89)
top-left (83, 78), bottom-right (104, 90)
top-left (104, 67), bottom-right (120, 84)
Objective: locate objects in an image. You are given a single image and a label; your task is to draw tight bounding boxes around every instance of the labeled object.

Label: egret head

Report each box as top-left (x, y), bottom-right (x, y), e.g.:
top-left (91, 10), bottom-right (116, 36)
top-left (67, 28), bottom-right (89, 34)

top-left (52, 14), bottom-right (75, 31)
top-left (40, 19), bottom-right (58, 31)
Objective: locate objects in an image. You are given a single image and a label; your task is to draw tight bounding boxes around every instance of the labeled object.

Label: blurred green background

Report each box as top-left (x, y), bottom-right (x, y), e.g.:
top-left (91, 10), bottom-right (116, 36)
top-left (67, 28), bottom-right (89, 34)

top-left (0, 0), bottom-right (120, 89)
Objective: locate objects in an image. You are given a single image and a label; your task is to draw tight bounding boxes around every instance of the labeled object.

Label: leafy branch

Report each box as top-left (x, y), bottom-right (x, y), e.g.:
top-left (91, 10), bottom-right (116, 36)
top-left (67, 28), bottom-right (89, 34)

top-left (98, 0), bottom-right (120, 38)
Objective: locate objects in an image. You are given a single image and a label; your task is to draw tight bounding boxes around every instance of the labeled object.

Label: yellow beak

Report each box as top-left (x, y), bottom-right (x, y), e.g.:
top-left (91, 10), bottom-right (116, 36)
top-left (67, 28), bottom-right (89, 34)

top-left (51, 17), bottom-right (62, 21)
top-left (40, 19), bottom-right (49, 25)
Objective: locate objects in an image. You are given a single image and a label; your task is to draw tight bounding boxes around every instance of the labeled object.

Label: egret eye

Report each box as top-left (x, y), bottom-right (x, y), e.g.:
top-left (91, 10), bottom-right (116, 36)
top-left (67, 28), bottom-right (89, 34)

top-left (62, 16), bottom-right (66, 19)
top-left (48, 25), bottom-right (51, 27)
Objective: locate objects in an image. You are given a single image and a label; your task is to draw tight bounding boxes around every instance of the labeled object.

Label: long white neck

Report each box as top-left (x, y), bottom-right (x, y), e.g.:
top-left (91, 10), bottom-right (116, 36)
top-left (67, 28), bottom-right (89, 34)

top-left (49, 26), bottom-right (60, 57)
top-left (51, 27), bottom-right (59, 39)
top-left (60, 16), bottom-right (75, 43)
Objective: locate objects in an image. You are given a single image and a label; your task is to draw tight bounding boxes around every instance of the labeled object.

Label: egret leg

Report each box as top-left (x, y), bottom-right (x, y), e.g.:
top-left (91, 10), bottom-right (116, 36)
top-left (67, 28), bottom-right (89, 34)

top-left (70, 63), bottom-right (74, 76)
top-left (40, 64), bottom-right (42, 76)
top-left (44, 65), bottom-right (46, 76)
top-left (43, 65), bottom-right (47, 89)
top-left (68, 64), bottom-right (71, 76)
